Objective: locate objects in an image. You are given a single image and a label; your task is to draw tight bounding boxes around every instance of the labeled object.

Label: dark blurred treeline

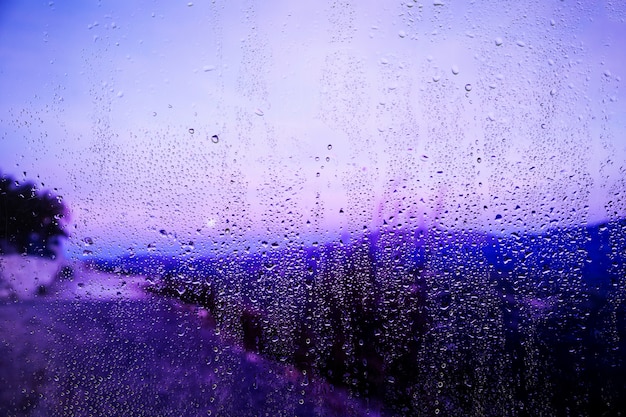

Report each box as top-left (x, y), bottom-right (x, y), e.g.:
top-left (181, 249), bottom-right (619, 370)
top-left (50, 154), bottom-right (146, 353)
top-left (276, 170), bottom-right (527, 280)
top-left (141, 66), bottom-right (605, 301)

top-left (0, 172), bottom-right (68, 257)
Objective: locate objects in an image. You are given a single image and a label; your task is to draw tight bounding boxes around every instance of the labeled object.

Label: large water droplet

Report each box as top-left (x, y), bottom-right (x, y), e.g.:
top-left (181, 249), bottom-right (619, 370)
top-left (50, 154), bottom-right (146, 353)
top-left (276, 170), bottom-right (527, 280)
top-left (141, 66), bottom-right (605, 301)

top-left (495, 37), bottom-right (503, 46)
top-left (254, 109), bottom-right (264, 116)
top-left (465, 83), bottom-right (472, 91)
top-left (211, 135), bottom-right (219, 143)
top-left (188, 128), bottom-right (195, 134)
top-left (451, 65), bottom-right (460, 75)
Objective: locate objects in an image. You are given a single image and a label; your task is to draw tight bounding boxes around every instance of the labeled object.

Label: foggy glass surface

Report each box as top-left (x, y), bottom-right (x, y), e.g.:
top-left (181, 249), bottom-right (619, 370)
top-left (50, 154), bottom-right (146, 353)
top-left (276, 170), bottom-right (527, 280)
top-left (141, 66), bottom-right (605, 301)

top-left (1, 1), bottom-right (625, 416)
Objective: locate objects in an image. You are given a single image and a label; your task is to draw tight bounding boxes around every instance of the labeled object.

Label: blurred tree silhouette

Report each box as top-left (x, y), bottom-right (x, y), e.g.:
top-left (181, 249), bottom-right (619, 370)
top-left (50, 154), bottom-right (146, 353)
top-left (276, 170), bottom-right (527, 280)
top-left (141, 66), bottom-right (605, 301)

top-left (0, 172), bottom-right (68, 257)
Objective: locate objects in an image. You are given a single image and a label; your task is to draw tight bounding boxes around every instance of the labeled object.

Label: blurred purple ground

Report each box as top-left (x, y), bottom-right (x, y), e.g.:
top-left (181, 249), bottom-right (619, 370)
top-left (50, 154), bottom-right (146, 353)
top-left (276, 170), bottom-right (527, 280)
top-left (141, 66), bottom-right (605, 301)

top-left (0, 298), bottom-right (384, 417)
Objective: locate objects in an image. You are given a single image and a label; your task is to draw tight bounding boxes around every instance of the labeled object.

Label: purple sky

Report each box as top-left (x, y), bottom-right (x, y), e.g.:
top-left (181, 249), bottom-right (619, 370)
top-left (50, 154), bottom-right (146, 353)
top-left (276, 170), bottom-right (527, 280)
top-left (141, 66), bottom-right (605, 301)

top-left (1, 1), bottom-right (625, 258)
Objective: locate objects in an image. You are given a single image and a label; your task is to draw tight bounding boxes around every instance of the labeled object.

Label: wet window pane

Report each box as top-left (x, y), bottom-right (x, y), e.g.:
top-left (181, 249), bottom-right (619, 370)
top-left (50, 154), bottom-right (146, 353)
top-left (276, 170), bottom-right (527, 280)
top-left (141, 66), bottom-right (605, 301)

top-left (1, 1), bottom-right (625, 416)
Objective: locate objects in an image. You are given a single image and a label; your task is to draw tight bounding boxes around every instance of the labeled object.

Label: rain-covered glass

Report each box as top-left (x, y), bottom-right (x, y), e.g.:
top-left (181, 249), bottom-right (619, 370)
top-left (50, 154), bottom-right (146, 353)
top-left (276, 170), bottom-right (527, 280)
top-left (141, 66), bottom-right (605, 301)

top-left (1, 1), bottom-right (625, 416)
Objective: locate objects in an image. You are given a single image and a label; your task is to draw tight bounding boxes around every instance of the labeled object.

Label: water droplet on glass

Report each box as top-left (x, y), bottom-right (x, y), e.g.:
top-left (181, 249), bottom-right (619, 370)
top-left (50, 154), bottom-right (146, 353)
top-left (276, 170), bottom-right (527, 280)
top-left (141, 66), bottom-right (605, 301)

top-left (495, 37), bottom-right (503, 46)
top-left (254, 109), bottom-right (264, 116)
top-left (188, 128), bottom-right (195, 134)
top-left (465, 83), bottom-right (472, 91)
top-left (550, 88), bottom-right (557, 96)
top-left (604, 69), bottom-right (612, 78)
top-left (327, 144), bottom-right (332, 150)
top-left (550, 19), bottom-right (556, 26)
top-left (211, 135), bottom-right (219, 143)
top-left (203, 65), bottom-right (216, 72)
top-left (516, 40), bottom-right (526, 47)
top-left (432, 74), bottom-right (441, 82)
top-left (398, 30), bottom-right (407, 38)
top-left (451, 65), bottom-right (459, 75)
top-left (116, 91), bottom-right (124, 98)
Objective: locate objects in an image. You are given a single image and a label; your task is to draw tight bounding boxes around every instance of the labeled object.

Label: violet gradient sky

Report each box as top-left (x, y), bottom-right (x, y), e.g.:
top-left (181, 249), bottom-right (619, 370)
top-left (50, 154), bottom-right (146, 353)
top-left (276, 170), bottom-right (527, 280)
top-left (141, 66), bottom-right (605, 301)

top-left (1, 1), bottom-right (625, 258)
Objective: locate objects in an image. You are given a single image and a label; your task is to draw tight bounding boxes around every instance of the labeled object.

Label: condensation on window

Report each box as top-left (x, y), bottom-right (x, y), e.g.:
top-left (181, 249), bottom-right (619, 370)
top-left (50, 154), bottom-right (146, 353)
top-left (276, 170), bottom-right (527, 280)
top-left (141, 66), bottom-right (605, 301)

top-left (0, 1), bottom-right (625, 416)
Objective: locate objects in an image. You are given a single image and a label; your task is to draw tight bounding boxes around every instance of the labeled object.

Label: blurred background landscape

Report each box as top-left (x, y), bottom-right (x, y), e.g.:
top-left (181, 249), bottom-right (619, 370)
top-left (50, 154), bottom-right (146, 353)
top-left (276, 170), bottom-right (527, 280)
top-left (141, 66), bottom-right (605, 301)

top-left (1, 174), bottom-right (625, 415)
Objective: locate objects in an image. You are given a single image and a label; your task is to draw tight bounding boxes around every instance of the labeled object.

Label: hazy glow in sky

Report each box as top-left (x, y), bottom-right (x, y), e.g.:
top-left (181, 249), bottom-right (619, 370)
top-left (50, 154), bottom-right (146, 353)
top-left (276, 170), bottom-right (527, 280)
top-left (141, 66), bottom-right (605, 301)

top-left (1, 1), bottom-right (625, 257)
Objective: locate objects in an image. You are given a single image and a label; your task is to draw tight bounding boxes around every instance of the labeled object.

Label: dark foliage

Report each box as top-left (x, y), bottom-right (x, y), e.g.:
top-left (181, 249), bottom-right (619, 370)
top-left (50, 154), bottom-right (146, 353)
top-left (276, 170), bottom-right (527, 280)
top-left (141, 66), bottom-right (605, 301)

top-left (0, 172), bottom-right (68, 257)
